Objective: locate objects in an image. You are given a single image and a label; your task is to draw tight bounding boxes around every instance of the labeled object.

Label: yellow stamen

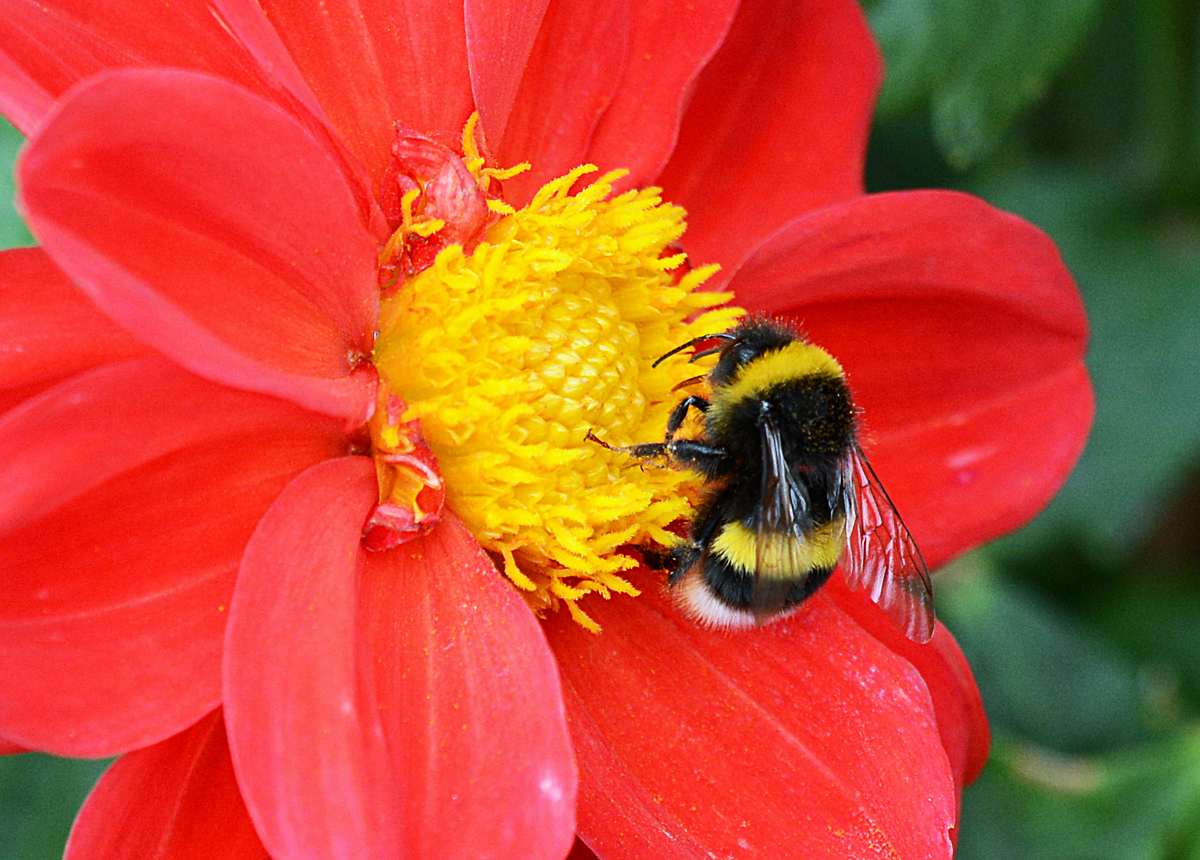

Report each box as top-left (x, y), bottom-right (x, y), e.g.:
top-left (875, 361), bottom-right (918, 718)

top-left (461, 111), bottom-right (531, 194)
top-left (378, 188), bottom-right (447, 276)
top-left (373, 157), bottom-right (741, 628)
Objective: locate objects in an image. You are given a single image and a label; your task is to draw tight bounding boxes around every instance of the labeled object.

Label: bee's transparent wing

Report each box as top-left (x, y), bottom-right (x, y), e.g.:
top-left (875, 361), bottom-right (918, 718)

top-left (751, 411), bottom-right (815, 620)
top-left (840, 443), bottom-right (936, 643)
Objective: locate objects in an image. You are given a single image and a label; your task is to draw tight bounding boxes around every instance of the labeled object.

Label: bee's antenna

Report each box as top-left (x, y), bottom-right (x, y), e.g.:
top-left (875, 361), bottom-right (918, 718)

top-left (652, 332), bottom-right (738, 368)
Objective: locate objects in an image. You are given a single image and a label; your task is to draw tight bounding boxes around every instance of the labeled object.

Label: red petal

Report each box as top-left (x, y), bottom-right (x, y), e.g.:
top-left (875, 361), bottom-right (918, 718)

top-left (66, 711), bottom-right (268, 860)
top-left (584, 0), bottom-right (739, 190)
top-left (660, 0), bottom-right (880, 281)
top-left (223, 458), bottom-right (384, 857)
top-left (730, 189), bottom-right (1093, 566)
top-left (465, 0), bottom-right (549, 149)
top-left (0, 0), bottom-right (326, 138)
top-left (0, 247), bottom-right (144, 415)
top-left (823, 577), bottom-right (990, 792)
top-left (18, 69), bottom-right (379, 422)
top-left (545, 569), bottom-right (957, 860)
top-left (566, 839), bottom-right (601, 860)
top-left (0, 359), bottom-right (346, 757)
top-left (259, 0), bottom-right (475, 183)
top-left (225, 459), bottom-right (576, 860)
top-left (360, 515), bottom-right (577, 860)
top-left (498, 0), bottom-right (629, 206)
top-left (0, 44), bottom-right (54, 135)
top-left (0, 357), bottom-right (346, 534)
top-left (891, 363), bottom-right (1092, 567)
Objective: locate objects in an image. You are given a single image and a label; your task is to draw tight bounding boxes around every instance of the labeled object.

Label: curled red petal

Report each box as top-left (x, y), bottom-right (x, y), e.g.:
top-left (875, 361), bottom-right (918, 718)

top-left (361, 434), bottom-right (445, 551)
top-left (584, 0), bottom-right (740, 191)
top-left (380, 124), bottom-right (493, 274)
top-left (65, 710), bottom-right (269, 860)
top-left (362, 393), bottom-right (444, 551)
top-left (225, 459), bottom-right (576, 860)
top-left (660, 0), bottom-right (880, 282)
top-left (259, 0), bottom-right (475, 182)
top-left (19, 68), bottom-right (379, 422)
top-left (0, 358), bottom-right (347, 756)
top-left (730, 189), bottom-right (1093, 566)
top-left (0, 247), bottom-right (145, 415)
top-left (545, 568), bottom-right (957, 860)
top-left (499, 0), bottom-right (630, 207)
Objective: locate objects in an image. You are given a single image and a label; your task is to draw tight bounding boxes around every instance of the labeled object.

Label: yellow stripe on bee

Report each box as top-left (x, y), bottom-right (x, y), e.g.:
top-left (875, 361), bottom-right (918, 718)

top-left (712, 518), bottom-right (847, 579)
top-left (722, 342), bottom-right (844, 406)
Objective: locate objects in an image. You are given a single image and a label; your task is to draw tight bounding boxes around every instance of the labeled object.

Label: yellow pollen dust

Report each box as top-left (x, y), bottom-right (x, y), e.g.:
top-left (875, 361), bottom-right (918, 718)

top-left (373, 162), bottom-right (741, 630)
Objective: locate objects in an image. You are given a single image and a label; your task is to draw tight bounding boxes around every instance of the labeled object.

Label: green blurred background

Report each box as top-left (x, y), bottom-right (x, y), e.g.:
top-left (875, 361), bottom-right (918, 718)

top-left (4, 0), bottom-right (1200, 857)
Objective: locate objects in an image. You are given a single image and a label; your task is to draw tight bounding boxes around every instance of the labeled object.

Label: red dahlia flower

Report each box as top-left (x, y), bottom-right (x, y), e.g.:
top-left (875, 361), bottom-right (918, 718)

top-left (0, 0), bottom-right (1091, 858)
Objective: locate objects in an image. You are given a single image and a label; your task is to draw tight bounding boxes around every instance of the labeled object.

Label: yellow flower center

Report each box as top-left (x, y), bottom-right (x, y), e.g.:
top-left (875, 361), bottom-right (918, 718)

top-left (370, 121), bottom-right (741, 629)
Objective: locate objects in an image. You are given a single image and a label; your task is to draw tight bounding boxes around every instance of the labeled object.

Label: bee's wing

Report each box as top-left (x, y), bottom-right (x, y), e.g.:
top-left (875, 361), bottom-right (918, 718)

top-left (839, 443), bottom-right (936, 643)
top-left (750, 410), bottom-right (815, 620)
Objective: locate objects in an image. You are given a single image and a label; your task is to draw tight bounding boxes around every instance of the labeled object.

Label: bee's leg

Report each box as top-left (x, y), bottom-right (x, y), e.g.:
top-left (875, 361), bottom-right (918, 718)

top-left (639, 545), bottom-right (677, 572)
top-left (585, 431), bottom-right (669, 460)
top-left (667, 542), bottom-right (700, 584)
top-left (667, 492), bottom-right (729, 584)
top-left (666, 439), bottom-right (726, 476)
top-left (586, 395), bottom-right (713, 462)
top-left (664, 395), bottom-right (709, 442)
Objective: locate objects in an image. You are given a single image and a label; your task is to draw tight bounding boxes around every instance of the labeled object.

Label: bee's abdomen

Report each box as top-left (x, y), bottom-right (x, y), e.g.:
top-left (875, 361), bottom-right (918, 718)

top-left (668, 517), bottom-right (846, 626)
top-left (711, 519), bottom-right (846, 578)
top-left (671, 549), bottom-right (837, 626)
top-left (703, 551), bottom-right (835, 610)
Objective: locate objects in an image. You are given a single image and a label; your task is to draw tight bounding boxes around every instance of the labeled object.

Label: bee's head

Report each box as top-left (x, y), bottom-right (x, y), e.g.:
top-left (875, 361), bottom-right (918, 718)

top-left (708, 319), bottom-right (798, 387)
top-left (651, 318), bottom-right (802, 386)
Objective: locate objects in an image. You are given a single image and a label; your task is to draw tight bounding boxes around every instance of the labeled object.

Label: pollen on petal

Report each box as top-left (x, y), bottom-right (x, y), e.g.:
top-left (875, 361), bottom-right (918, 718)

top-left (373, 165), bottom-right (741, 626)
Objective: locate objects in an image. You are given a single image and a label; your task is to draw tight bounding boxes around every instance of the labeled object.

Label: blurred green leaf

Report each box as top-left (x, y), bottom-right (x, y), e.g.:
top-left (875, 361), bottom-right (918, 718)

top-left (0, 755), bottom-right (108, 860)
top-left (0, 116), bottom-right (31, 249)
top-left (865, 0), bottom-right (1104, 167)
top-left (1089, 575), bottom-right (1200, 711)
top-left (939, 556), bottom-right (1169, 752)
top-left (958, 729), bottom-right (1200, 860)
top-left (972, 166), bottom-right (1200, 560)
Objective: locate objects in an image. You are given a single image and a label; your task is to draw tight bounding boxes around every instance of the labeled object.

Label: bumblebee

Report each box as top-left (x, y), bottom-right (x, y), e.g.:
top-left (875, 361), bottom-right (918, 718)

top-left (595, 318), bottom-right (935, 643)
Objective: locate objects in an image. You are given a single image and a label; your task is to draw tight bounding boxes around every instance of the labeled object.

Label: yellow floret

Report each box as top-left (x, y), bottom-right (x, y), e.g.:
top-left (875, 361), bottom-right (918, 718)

top-left (373, 165), bottom-right (741, 628)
